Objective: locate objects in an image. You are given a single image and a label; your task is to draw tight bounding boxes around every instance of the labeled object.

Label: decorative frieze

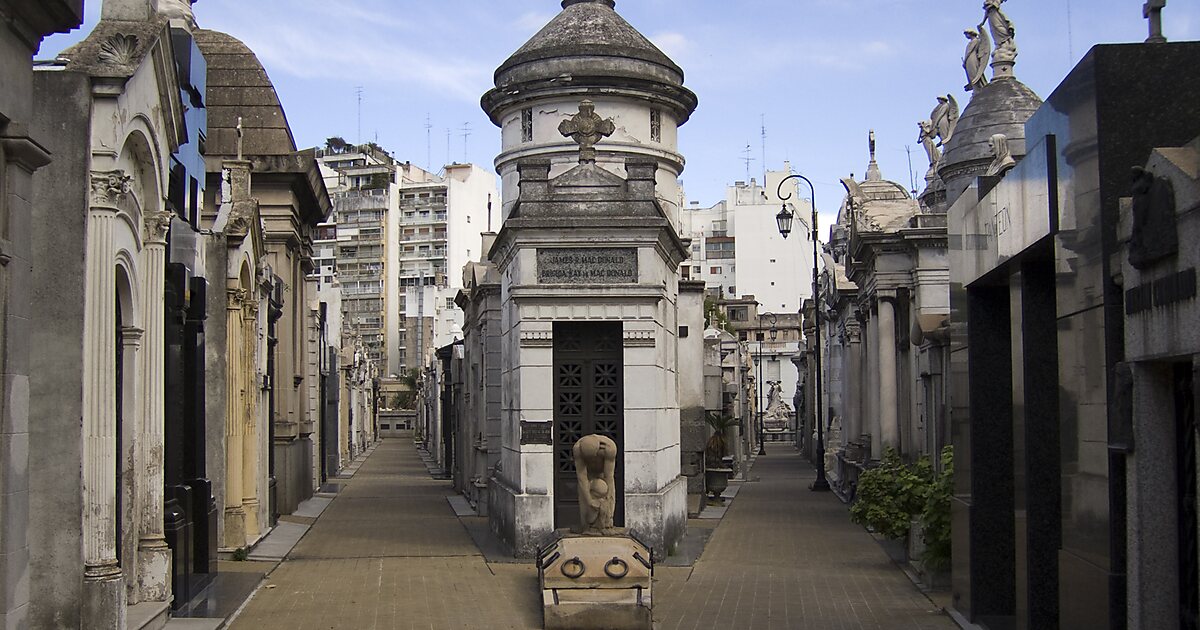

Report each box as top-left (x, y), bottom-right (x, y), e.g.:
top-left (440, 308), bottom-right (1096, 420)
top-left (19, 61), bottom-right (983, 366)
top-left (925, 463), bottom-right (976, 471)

top-left (623, 330), bottom-right (655, 348)
top-left (519, 330), bottom-right (553, 348)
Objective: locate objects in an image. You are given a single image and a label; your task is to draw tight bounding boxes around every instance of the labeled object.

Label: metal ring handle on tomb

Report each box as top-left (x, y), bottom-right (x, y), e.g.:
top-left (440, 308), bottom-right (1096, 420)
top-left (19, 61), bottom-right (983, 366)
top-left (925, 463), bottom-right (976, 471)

top-left (561, 557), bottom-right (586, 579)
top-left (604, 557), bottom-right (629, 579)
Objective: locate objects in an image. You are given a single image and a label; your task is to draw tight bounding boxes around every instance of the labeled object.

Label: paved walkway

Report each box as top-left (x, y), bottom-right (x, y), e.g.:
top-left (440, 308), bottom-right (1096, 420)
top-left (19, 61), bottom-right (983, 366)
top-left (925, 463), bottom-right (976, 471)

top-left (229, 437), bottom-right (954, 629)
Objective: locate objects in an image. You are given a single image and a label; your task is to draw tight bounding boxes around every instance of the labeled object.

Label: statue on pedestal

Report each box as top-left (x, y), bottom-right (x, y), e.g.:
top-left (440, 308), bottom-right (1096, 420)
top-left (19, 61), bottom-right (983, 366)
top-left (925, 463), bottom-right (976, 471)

top-left (963, 28), bottom-right (991, 92)
top-left (984, 0), bottom-right (1018, 65)
top-left (573, 434), bottom-right (618, 534)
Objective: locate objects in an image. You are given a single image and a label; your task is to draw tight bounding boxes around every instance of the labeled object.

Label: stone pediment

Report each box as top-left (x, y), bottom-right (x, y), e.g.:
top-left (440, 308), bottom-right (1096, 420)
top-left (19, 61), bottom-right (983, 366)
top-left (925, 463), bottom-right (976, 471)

top-left (552, 163), bottom-right (626, 191)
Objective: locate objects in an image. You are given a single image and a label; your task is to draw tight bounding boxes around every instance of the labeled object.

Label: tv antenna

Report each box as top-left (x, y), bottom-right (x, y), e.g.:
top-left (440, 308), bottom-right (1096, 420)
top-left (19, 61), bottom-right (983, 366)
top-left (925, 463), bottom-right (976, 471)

top-left (905, 145), bottom-right (918, 195)
top-left (425, 114), bottom-right (433, 170)
top-left (741, 144), bottom-right (755, 183)
top-left (760, 114), bottom-right (767, 180)
top-left (460, 122), bottom-right (472, 163)
top-left (356, 86), bottom-right (364, 144)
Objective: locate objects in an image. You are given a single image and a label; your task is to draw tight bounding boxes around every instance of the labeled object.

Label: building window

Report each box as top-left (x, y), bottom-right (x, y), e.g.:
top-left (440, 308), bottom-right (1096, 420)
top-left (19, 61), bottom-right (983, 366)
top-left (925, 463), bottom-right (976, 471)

top-left (650, 109), bottom-right (662, 143)
top-left (710, 266), bottom-right (721, 274)
top-left (521, 108), bottom-right (533, 143)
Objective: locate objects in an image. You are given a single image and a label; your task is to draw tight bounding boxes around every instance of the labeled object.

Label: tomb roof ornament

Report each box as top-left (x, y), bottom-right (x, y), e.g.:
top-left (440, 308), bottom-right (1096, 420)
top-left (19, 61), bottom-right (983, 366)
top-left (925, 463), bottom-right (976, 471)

top-left (559, 100), bottom-right (615, 164)
top-left (1145, 0), bottom-right (1167, 43)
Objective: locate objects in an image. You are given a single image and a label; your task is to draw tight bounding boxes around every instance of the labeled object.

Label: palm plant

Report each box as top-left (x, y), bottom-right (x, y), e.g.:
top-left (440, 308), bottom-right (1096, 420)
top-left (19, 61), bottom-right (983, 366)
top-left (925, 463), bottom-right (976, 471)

top-left (703, 411), bottom-right (738, 465)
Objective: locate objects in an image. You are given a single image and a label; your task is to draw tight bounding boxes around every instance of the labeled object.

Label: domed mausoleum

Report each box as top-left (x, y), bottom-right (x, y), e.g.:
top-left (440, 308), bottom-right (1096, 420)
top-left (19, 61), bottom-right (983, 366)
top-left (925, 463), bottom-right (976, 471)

top-left (482, 0), bottom-right (697, 227)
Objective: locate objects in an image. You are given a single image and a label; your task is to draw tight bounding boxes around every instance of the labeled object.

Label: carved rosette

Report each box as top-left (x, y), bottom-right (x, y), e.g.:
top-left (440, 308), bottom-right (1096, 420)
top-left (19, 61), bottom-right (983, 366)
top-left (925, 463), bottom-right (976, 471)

top-left (90, 170), bottom-right (132, 210)
top-left (143, 210), bottom-right (174, 244)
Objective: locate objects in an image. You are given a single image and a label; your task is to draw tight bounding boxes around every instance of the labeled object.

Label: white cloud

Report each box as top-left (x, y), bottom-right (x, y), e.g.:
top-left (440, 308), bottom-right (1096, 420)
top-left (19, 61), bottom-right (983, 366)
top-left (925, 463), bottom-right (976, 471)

top-left (649, 31), bottom-right (692, 60)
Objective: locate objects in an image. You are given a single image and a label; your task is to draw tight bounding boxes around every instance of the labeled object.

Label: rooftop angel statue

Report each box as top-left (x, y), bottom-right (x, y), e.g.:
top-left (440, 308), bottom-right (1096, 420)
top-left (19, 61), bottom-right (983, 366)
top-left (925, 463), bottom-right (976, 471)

top-left (930, 94), bottom-right (960, 147)
top-left (963, 27), bottom-right (991, 92)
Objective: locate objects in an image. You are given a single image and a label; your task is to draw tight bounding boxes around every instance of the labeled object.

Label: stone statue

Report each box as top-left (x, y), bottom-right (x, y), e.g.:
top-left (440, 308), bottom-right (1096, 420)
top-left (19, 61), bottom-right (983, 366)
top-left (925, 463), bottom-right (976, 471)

top-left (963, 28), bottom-right (991, 92)
top-left (573, 434), bottom-right (618, 534)
top-left (984, 0), bottom-right (1017, 64)
top-left (984, 133), bottom-right (1017, 176)
top-left (918, 120), bottom-right (941, 176)
top-left (155, 0), bottom-right (196, 27)
top-left (558, 100), bottom-right (615, 164)
top-left (929, 94), bottom-right (959, 148)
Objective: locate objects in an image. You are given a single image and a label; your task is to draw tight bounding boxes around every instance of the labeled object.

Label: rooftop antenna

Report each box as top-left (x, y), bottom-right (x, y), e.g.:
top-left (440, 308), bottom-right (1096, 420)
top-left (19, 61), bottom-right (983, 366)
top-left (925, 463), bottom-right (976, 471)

top-left (1066, 0), bottom-right (1075, 60)
top-left (905, 145), bottom-right (918, 195)
top-left (425, 114), bottom-right (433, 170)
top-left (445, 128), bottom-right (451, 167)
top-left (760, 114), bottom-right (767, 180)
top-left (356, 86), bottom-right (364, 144)
top-left (740, 144), bottom-right (755, 183)
top-left (460, 122), bottom-right (472, 163)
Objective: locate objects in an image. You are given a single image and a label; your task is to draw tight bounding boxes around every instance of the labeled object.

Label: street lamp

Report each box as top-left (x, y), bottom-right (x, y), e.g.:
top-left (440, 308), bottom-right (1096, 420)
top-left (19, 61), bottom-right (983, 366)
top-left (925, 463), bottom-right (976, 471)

top-left (756, 311), bottom-right (776, 457)
top-left (776, 173), bottom-right (831, 492)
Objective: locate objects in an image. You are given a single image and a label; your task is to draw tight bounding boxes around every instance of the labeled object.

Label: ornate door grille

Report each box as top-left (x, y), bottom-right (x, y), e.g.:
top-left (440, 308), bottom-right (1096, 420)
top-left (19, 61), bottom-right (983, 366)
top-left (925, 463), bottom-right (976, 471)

top-left (553, 321), bottom-right (623, 530)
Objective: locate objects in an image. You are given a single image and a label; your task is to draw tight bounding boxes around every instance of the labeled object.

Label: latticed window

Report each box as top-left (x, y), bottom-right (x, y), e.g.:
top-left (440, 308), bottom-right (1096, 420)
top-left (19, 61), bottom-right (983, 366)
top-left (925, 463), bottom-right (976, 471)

top-left (650, 109), bottom-right (662, 142)
top-left (521, 108), bottom-right (533, 143)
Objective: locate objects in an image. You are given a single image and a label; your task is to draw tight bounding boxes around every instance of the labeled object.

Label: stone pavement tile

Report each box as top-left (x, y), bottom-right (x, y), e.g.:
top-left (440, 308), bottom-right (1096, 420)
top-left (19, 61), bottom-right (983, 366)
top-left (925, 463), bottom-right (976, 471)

top-left (230, 557), bottom-right (541, 630)
top-left (653, 448), bottom-right (956, 630)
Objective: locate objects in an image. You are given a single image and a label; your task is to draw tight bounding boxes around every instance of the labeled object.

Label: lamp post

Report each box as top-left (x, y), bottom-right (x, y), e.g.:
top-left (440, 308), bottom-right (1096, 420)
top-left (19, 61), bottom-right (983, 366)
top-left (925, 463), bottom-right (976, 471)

top-left (776, 173), bottom-right (830, 492)
top-left (756, 311), bottom-right (776, 456)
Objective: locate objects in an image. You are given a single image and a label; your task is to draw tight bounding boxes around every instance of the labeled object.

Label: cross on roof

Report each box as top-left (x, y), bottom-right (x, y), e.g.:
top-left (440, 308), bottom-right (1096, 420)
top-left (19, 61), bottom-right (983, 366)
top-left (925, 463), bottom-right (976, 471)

top-left (1144, 0), bottom-right (1167, 43)
top-left (558, 100), bottom-right (615, 164)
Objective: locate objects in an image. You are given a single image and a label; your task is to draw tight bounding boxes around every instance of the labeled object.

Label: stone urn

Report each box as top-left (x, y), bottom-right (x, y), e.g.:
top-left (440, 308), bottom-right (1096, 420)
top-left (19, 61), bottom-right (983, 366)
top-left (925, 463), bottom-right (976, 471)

top-left (705, 466), bottom-right (733, 502)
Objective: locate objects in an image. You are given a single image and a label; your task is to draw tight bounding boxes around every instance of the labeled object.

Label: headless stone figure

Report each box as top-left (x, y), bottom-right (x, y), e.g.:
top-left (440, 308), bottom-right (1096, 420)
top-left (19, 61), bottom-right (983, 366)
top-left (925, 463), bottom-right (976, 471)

top-left (573, 434), bottom-right (618, 535)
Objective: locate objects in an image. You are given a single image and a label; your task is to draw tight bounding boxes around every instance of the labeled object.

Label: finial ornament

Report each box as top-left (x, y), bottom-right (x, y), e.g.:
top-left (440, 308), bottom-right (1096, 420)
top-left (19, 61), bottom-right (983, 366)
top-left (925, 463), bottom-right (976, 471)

top-left (558, 100), bottom-right (615, 164)
top-left (1144, 0), bottom-right (1167, 43)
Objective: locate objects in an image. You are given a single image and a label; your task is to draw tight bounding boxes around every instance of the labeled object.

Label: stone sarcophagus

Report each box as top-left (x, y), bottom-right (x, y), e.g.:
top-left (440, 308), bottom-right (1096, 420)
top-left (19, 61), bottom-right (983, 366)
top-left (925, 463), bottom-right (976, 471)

top-left (538, 533), bottom-right (653, 629)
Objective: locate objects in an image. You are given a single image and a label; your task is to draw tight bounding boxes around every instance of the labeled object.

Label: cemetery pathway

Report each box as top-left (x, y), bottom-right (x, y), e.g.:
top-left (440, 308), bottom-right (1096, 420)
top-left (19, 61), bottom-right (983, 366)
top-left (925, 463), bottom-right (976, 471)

top-left (227, 437), bottom-right (955, 629)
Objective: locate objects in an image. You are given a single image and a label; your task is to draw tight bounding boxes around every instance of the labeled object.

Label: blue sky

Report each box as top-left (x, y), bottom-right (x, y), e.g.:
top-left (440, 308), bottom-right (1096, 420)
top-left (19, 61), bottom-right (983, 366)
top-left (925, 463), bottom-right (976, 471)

top-left (43, 0), bottom-right (1198, 229)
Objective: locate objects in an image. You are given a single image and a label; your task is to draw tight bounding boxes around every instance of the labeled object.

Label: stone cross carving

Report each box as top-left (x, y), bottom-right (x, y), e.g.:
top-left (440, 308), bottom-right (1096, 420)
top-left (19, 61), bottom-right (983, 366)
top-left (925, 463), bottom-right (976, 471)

top-left (1145, 0), bottom-right (1167, 43)
top-left (573, 434), bottom-right (618, 534)
top-left (558, 100), bottom-right (615, 164)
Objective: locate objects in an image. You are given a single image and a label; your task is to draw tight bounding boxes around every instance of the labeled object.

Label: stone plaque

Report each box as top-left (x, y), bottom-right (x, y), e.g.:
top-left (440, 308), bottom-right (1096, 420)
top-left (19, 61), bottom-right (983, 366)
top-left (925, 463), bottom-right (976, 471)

top-left (537, 248), bottom-right (637, 284)
top-left (520, 421), bottom-right (553, 445)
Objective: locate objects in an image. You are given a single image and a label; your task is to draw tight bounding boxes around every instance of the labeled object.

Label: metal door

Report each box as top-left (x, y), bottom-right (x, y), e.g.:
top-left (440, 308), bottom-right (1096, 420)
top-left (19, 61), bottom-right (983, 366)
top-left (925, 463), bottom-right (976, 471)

top-left (553, 321), bottom-right (623, 530)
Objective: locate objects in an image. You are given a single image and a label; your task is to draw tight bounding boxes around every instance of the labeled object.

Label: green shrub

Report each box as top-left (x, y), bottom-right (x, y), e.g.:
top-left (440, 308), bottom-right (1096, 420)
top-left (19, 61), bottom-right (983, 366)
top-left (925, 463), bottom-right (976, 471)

top-left (849, 448), bottom-right (931, 540)
top-left (920, 446), bottom-right (954, 572)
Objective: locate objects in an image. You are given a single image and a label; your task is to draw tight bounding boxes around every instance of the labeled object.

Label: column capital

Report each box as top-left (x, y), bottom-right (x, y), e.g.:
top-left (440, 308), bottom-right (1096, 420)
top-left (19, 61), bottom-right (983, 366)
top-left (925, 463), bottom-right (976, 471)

top-left (227, 287), bottom-right (247, 307)
top-left (121, 325), bottom-right (145, 346)
top-left (90, 169), bottom-right (131, 210)
top-left (143, 209), bottom-right (174, 244)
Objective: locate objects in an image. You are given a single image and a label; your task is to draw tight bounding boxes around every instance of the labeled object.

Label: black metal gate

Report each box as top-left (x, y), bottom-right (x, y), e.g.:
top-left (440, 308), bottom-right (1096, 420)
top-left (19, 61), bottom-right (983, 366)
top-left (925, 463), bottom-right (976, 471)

top-left (553, 321), bottom-right (623, 530)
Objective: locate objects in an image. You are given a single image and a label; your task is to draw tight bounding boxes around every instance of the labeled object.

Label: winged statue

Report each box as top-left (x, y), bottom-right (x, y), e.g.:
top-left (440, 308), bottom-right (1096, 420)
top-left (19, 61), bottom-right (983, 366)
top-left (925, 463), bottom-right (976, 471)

top-left (963, 26), bottom-right (991, 92)
top-left (930, 94), bottom-right (959, 148)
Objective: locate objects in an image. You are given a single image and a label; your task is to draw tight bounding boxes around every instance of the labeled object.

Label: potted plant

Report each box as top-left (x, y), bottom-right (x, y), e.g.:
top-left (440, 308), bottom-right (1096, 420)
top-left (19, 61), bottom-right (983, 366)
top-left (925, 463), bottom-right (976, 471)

top-left (704, 412), bottom-right (738, 502)
top-left (849, 448), bottom-right (931, 561)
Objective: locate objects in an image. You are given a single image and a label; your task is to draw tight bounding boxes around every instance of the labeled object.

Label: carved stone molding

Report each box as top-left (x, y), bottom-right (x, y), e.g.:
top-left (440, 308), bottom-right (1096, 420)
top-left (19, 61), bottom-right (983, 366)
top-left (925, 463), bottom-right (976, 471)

top-left (90, 170), bottom-right (131, 209)
top-left (519, 330), bottom-right (553, 348)
top-left (143, 210), bottom-right (174, 244)
top-left (623, 330), bottom-right (655, 348)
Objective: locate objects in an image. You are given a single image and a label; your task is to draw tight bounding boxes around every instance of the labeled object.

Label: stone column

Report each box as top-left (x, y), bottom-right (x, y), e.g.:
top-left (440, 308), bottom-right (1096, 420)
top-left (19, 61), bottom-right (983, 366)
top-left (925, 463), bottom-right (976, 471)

top-left (223, 287), bottom-right (246, 549)
top-left (845, 319), bottom-right (863, 450)
top-left (82, 171), bottom-right (126, 626)
top-left (137, 209), bottom-right (173, 602)
top-left (119, 326), bottom-right (143, 603)
top-left (242, 298), bottom-right (260, 539)
top-left (878, 296), bottom-right (899, 451)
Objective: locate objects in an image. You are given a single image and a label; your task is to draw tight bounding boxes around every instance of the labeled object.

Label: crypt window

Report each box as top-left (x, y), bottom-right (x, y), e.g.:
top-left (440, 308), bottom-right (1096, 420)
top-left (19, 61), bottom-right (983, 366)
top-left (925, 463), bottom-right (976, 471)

top-left (521, 108), bottom-right (534, 143)
top-left (650, 109), bottom-right (662, 142)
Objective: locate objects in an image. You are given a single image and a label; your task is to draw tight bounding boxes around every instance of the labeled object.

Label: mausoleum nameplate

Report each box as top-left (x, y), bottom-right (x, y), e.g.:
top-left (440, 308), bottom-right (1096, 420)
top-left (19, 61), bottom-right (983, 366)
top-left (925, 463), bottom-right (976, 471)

top-left (537, 248), bottom-right (637, 284)
top-left (521, 421), bottom-right (553, 445)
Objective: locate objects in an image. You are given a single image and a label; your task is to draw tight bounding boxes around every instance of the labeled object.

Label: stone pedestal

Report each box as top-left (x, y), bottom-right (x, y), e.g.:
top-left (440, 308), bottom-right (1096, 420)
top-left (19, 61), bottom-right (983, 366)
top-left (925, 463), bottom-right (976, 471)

top-left (539, 533), bottom-right (653, 630)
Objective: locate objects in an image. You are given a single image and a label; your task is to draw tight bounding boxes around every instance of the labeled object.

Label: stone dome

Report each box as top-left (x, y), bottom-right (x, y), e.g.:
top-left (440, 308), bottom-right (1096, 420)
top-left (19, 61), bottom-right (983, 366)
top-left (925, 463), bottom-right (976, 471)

top-left (938, 77), bottom-right (1042, 205)
top-left (194, 29), bottom-right (298, 161)
top-left (482, 0), bottom-right (697, 124)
